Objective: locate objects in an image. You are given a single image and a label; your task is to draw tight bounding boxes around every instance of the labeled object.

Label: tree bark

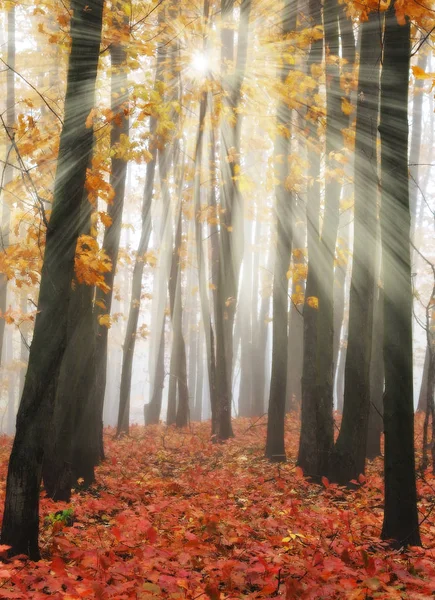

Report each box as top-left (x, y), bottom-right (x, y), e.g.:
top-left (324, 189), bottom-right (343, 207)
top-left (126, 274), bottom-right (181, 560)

top-left (379, 2), bottom-right (421, 547)
top-left (417, 346), bottom-right (429, 413)
top-left (146, 316), bottom-right (166, 425)
top-left (366, 253), bottom-right (384, 461)
top-left (329, 12), bottom-right (380, 484)
top-left (298, 0), bottom-right (323, 477)
top-left (0, 5), bottom-right (15, 367)
top-left (43, 191), bottom-right (95, 501)
top-left (90, 6), bottom-right (129, 467)
top-left (216, 0), bottom-right (251, 439)
top-left (117, 116), bottom-right (156, 435)
top-left (286, 215), bottom-right (306, 412)
top-left (265, 0), bottom-right (296, 462)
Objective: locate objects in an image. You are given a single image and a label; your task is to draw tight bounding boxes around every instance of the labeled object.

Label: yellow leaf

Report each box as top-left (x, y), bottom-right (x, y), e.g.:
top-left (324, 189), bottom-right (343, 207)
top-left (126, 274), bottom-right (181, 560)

top-left (98, 313), bottom-right (111, 328)
top-left (341, 98), bottom-right (354, 116)
top-left (99, 212), bottom-right (112, 228)
top-left (412, 65), bottom-right (435, 80)
top-left (306, 296), bottom-right (319, 310)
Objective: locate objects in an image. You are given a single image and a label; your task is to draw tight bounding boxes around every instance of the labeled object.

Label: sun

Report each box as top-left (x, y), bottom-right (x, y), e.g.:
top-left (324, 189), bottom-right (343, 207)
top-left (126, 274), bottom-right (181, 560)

top-left (190, 52), bottom-right (210, 76)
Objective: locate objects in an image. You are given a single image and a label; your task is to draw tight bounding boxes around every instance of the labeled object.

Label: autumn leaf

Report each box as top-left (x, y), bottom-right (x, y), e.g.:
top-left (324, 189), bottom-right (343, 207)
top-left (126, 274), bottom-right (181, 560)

top-left (412, 65), bottom-right (435, 80)
top-left (341, 97), bottom-right (354, 115)
top-left (98, 313), bottom-right (111, 328)
top-left (306, 296), bottom-right (319, 309)
top-left (321, 476), bottom-right (330, 488)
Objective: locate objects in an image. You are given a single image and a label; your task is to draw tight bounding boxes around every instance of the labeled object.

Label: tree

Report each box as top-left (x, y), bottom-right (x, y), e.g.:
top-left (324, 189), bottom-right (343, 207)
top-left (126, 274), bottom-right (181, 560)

top-left (215, 0), bottom-right (251, 440)
top-left (265, 0), bottom-right (296, 462)
top-left (116, 50), bottom-right (161, 433)
top-left (379, 0), bottom-right (420, 547)
top-left (329, 11), bottom-right (380, 484)
top-left (91, 0), bottom-right (129, 465)
top-left (42, 181), bottom-right (97, 501)
top-left (298, 0), bottom-right (324, 477)
top-left (0, 3), bottom-right (16, 367)
top-left (1, 0), bottom-right (104, 559)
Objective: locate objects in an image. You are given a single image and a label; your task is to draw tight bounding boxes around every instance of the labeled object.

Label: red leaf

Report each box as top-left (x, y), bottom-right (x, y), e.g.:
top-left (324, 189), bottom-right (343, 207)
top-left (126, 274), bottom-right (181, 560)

top-left (147, 526), bottom-right (157, 543)
top-left (205, 582), bottom-right (220, 600)
top-left (295, 466), bottom-right (304, 478)
top-left (358, 473), bottom-right (366, 484)
top-left (321, 476), bottom-right (330, 488)
top-left (51, 555), bottom-right (66, 576)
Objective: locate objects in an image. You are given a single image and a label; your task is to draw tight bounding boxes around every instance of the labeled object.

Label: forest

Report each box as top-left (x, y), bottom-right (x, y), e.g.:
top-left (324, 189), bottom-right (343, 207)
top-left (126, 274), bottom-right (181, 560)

top-left (0, 0), bottom-right (434, 597)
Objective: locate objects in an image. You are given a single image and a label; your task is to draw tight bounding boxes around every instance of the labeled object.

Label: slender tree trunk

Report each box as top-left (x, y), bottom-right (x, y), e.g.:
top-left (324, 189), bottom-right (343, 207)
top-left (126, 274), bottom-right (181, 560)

top-left (417, 347), bottom-right (429, 413)
top-left (334, 217), bottom-right (350, 413)
top-left (313, 0), bottom-right (342, 477)
top-left (117, 116), bottom-right (156, 435)
top-left (333, 3), bottom-right (355, 412)
top-left (194, 338), bottom-right (204, 421)
top-left (0, 0), bottom-right (104, 559)
top-left (409, 49), bottom-right (427, 239)
top-left (265, 0), bottom-right (297, 462)
top-left (379, 2), bottom-right (420, 547)
top-left (298, 0), bottom-right (323, 477)
top-left (366, 245), bottom-right (384, 461)
top-left (18, 291), bottom-right (28, 400)
top-left (168, 206), bottom-right (189, 428)
top-left (329, 12), bottom-right (380, 484)
top-left (5, 330), bottom-right (15, 435)
top-left (252, 244), bottom-right (272, 417)
top-left (238, 219), bottom-right (253, 416)
top-left (146, 315), bottom-right (166, 424)
top-left (91, 6), bottom-right (129, 468)
top-left (0, 5), bottom-right (15, 366)
top-left (286, 217), bottom-right (306, 412)
top-left (188, 309), bottom-right (199, 420)
top-left (216, 0), bottom-right (251, 440)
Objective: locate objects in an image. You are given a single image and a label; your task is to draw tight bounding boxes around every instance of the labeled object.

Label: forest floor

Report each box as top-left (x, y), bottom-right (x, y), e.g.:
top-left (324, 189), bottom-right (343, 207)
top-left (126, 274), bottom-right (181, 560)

top-left (0, 415), bottom-right (434, 599)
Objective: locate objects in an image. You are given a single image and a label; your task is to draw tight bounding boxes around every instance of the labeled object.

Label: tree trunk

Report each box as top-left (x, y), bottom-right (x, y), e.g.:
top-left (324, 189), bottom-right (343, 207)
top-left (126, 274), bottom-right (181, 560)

top-left (298, 0), bottom-right (323, 478)
top-left (216, 0), bottom-right (251, 440)
top-left (265, 0), bottom-right (296, 462)
top-left (5, 329), bottom-right (15, 435)
top-left (379, 1), bottom-right (421, 547)
top-left (314, 0), bottom-right (342, 477)
top-left (0, 0), bottom-right (103, 559)
top-left (409, 49), bottom-right (427, 239)
top-left (329, 12), bottom-right (380, 484)
top-left (188, 312), bottom-right (199, 421)
top-left (333, 217), bottom-right (350, 413)
top-left (366, 234), bottom-right (384, 461)
top-left (164, 150), bottom-right (189, 427)
top-left (0, 5), bottom-right (15, 367)
top-left (252, 244), bottom-right (272, 417)
top-left (146, 316), bottom-right (166, 425)
top-left (43, 191), bottom-right (95, 501)
top-left (91, 6), bottom-right (129, 467)
top-left (286, 216), bottom-right (306, 412)
top-left (194, 333), bottom-right (204, 421)
top-left (333, 1), bottom-right (355, 413)
top-left (117, 116), bottom-right (156, 435)
top-left (417, 346), bottom-right (429, 413)
top-left (238, 219), bottom-right (253, 417)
